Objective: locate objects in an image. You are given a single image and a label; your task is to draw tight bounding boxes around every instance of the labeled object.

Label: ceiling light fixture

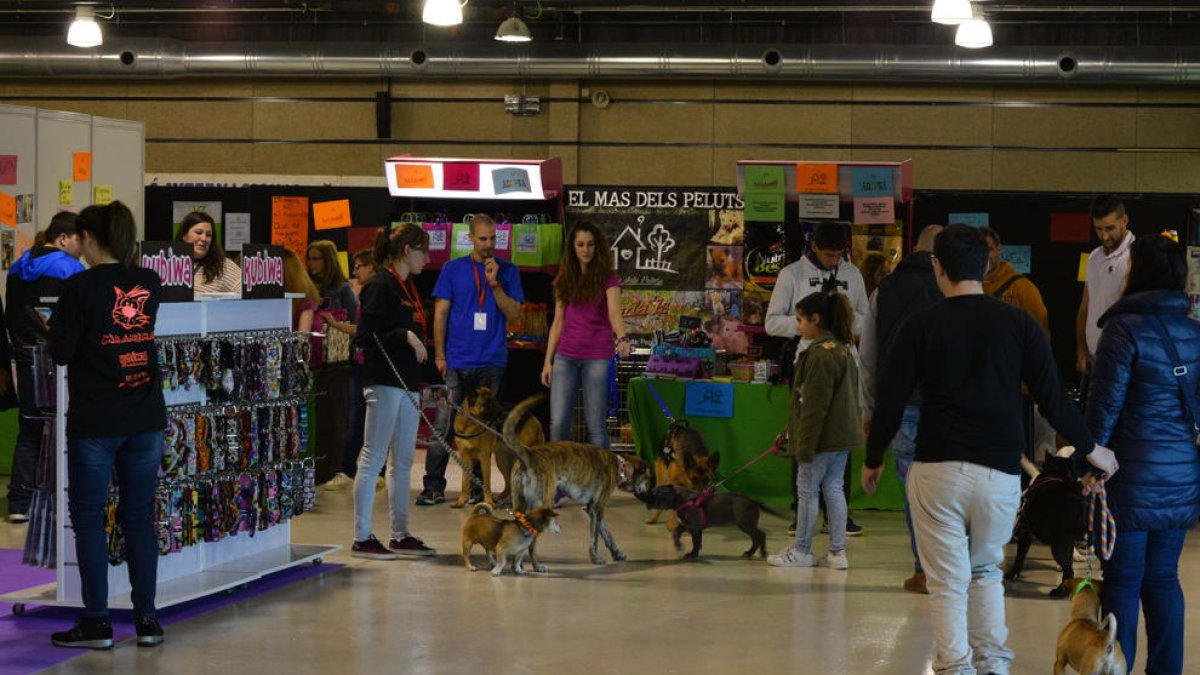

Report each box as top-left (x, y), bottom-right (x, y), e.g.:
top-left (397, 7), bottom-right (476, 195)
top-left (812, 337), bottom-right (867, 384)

top-left (931, 0), bottom-right (974, 25)
top-left (955, 6), bottom-right (993, 49)
top-left (67, 5), bottom-right (103, 48)
top-left (422, 0), bottom-right (465, 26)
top-left (495, 16), bottom-right (532, 42)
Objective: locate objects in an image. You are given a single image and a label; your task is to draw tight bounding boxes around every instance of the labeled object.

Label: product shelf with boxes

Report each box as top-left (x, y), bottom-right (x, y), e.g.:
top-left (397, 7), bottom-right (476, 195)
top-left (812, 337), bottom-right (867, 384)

top-left (0, 297), bottom-right (339, 615)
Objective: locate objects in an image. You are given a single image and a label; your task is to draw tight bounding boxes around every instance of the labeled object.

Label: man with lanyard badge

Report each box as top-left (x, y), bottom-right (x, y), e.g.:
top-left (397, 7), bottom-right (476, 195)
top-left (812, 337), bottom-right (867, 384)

top-left (417, 213), bottom-right (524, 506)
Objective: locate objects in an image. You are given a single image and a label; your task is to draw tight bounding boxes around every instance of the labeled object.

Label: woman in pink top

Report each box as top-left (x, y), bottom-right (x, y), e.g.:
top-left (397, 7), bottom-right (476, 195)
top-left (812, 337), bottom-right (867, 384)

top-left (541, 222), bottom-right (631, 448)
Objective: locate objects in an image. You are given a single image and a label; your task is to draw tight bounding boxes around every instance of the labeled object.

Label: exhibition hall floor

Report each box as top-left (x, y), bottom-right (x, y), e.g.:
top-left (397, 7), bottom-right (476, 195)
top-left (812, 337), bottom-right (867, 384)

top-left (2, 454), bottom-right (1198, 674)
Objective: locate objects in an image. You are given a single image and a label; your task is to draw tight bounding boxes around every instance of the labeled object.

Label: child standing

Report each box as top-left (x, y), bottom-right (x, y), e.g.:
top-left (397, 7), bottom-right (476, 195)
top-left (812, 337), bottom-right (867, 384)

top-left (768, 291), bottom-right (862, 569)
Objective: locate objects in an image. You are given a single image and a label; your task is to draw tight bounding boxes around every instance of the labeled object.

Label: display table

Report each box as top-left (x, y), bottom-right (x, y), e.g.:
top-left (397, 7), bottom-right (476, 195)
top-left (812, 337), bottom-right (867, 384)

top-left (627, 377), bottom-right (905, 509)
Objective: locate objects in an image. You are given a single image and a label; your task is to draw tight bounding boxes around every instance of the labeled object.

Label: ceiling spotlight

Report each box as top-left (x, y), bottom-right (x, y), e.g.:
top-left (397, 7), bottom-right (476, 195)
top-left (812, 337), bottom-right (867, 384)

top-left (67, 5), bottom-right (102, 48)
top-left (955, 16), bottom-right (993, 49)
top-left (422, 0), bottom-right (465, 26)
top-left (931, 0), bottom-right (974, 26)
top-left (495, 16), bottom-right (532, 42)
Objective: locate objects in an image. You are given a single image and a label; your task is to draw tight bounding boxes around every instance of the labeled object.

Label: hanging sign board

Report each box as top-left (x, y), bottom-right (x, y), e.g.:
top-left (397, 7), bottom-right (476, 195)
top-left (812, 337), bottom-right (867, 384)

top-left (139, 242), bottom-right (195, 303)
top-left (241, 244), bottom-right (285, 299)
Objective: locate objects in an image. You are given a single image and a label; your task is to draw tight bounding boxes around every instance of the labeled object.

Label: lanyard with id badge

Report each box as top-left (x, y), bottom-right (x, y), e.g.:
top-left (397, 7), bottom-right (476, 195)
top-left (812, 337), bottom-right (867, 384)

top-left (472, 263), bottom-right (491, 331)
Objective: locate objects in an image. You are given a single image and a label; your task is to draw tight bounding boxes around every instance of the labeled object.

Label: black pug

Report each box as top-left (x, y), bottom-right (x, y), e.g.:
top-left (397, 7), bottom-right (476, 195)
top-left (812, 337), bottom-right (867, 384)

top-left (1004, 454), bottom-right (1090, 597)
top-left (641, 484), bottom-right (782, 560)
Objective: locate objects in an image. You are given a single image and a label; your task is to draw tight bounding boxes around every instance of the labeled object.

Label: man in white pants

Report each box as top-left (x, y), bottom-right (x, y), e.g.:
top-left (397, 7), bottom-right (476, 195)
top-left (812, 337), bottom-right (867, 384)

top-left (861, 225), bottom-right (1118, 675)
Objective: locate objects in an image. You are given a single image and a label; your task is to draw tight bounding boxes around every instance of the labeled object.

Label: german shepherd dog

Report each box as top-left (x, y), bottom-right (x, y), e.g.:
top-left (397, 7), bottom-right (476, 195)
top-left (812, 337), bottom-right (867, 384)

top-left (503, 393), bottom-right (654, 569)
top-left (646, 420), bottom-right (720, 525)
top-left (1005, 454), bottom-right (1089, 597)
top-left (450, 386), bottom-right (544, 508)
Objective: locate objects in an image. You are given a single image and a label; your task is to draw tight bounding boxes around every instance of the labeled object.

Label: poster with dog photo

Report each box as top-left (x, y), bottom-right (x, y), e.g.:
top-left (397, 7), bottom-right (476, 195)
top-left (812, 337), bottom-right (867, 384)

top-left (704, 290), bottom-right (749, 355)
top-left (708, 209), bottom-right (744, 245)
top-left (706, 245), bottom-right (744, 289)
top-left (1, 230), bottom-right (14, 270)
top-left (622, 289), bottom-right (707, 338)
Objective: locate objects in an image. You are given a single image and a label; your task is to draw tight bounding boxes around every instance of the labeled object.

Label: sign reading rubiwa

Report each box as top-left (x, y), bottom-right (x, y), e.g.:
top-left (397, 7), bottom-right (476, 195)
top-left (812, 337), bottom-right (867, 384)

top-left (241, 244), bottom-right (285, 299)
top-left (139, 241), bottom-right (194, 303)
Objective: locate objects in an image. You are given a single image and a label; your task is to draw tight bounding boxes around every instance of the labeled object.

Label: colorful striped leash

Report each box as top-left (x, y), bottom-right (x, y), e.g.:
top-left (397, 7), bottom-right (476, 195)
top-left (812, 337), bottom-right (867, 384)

top-left (1083, 474), bottom-right (1116, 561)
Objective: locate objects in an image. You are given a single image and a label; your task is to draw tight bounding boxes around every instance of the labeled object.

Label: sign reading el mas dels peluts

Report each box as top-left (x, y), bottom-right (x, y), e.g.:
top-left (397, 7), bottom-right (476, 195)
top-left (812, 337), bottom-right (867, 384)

top-left (241, 244), bottom-right (285, 299)
top-left (139, 242), bottom-right (194, 303)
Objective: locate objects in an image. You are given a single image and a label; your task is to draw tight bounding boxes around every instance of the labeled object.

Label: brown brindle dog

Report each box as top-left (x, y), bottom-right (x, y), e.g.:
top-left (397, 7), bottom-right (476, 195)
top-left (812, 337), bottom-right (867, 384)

top-left (450, 386), bottom-right (544, 508)
top-left (460, 503), bottom-right (560, 576)
top-left (646, 421), bottom-right (720, 525)
top-left (503, 393), bottom-right (654, 570)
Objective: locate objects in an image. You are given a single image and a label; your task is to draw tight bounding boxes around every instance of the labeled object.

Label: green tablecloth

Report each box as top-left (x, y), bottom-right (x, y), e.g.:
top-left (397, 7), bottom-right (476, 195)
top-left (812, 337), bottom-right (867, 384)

top-left (627, 377), bottom-right (905, 509)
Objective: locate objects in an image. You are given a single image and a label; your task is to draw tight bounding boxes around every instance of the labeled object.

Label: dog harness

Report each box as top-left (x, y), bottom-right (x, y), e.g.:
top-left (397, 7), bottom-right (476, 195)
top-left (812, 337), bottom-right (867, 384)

top-left (513, 511), bottom-right (537, 538)
top-left (1083, 475), bottom-right (1116, 560)
top-left (676, 487), bottom-right (716, 530)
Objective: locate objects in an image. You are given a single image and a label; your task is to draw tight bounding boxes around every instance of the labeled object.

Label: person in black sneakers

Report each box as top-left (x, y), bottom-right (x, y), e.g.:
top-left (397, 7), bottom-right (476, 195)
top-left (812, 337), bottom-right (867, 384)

top-left (861, 225), bottom-right (1118, 675)
top-left (48, 201), bottom-right (167, 649)
top-left (351, 222), bottom-right (438, 560)
top-left (5, 211), bottom-right (85, 524)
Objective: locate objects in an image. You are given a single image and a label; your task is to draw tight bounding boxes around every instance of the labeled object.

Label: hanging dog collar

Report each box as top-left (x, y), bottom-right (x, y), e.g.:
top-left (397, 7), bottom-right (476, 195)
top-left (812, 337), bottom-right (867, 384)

top-left (513, 511), bottom-right (537, 538)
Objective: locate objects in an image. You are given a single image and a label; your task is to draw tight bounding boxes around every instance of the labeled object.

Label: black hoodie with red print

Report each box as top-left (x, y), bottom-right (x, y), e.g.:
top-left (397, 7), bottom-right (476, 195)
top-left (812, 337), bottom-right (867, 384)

top-left (49, 263), bottom-right (167, 438)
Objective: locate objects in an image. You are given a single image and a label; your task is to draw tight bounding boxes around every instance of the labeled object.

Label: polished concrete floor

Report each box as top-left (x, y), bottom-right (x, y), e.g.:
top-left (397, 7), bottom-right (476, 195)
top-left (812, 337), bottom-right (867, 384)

top-left (3, 457), bottom-right (1199, 674)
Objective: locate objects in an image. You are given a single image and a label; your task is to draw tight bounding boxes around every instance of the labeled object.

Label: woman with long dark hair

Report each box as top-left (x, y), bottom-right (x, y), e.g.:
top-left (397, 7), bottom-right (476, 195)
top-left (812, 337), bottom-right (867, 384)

top-left (1085, 234), bottom-right (1200, 674)
top-left (350, 222), bottom-right (438, 559)
top-left (541, 222), bottom-right (630, 448)
top-left (175, 211), bottom-right (241, 295)
top-left (48, 201), bottom-right (167, 649)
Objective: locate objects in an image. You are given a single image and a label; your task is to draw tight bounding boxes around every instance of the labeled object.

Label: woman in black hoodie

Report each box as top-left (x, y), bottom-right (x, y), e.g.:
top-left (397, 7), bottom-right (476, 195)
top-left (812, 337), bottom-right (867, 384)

top-left (48, 201), bottom-right (167, 650)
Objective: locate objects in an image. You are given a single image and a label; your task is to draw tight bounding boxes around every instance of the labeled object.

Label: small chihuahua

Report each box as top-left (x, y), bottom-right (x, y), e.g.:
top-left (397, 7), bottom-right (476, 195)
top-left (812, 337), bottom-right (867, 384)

top-left (1054, 580), bottom-right (1127, 675)
top-left (460, 503), bottom-right (560, 576)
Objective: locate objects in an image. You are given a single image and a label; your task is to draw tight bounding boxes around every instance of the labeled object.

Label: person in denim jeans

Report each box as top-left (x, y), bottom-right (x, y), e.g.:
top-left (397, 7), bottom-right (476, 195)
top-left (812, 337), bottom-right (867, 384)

top-left (48, 201), bottom-right (168, 649)
top-left (1084, 235), bottom-right (1200, 675)
top-left (769, 291), bottom-right (861, 570)
top-left (542, 222), bottom-right (630, 448)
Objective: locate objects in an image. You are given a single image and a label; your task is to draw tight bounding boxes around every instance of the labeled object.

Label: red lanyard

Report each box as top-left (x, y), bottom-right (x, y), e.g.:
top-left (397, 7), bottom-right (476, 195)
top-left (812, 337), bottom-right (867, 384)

top-left (389, 267), bottom-right (428, 337)
top-left (471, 264), bottom-right (488, 309)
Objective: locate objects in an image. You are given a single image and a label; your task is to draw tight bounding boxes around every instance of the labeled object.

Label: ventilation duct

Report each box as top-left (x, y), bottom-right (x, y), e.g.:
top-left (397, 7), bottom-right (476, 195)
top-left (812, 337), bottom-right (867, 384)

top-left (0, 38), bottom-right (1198, 83)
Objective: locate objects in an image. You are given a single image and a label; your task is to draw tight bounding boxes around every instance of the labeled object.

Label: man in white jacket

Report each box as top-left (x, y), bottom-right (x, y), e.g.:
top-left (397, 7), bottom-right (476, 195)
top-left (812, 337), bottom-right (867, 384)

top-left (766, 222), bottom-right (870, 344)
top-left (766, 221), bottom-right (870, 536)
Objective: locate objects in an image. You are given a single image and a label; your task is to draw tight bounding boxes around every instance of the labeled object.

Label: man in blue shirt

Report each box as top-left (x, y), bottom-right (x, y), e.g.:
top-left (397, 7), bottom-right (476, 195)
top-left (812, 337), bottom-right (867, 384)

top-left (417, 214), bottom-right (524, 506)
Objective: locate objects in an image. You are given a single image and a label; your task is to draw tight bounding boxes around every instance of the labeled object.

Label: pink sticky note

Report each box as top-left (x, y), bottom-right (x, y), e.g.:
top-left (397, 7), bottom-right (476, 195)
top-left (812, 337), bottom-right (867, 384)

top-left (0, 155), bottom-right (16, 185)
top-left (443, 163), bottom-right (480, 191)
top-left (853, 197), bottom-right (895, 225)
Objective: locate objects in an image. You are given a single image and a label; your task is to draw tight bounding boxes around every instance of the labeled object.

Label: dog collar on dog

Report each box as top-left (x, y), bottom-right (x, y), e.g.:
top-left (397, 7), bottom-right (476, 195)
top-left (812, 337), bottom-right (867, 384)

top-left (513, 511), bottom-right (537, 538)
top-left (616, 455), bottom-right (629, 484)
top-left (676, 487), bottom-right (715, 530)
top-left (1074, 578), bottom-right (1097, 596)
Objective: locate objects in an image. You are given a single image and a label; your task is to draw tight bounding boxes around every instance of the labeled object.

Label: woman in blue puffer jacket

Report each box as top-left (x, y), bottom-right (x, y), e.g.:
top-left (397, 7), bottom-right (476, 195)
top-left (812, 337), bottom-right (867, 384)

top-left (1085, 234), bottom-right (1200, 675)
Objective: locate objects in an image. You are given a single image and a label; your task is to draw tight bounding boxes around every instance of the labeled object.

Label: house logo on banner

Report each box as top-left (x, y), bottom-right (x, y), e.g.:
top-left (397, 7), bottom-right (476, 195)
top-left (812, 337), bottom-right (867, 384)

top-left (612, 216), bottom-right (679, 276)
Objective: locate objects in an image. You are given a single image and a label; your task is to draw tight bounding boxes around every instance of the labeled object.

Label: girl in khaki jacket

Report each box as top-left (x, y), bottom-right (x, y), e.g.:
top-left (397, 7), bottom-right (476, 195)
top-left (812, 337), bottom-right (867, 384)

top-left (768, 291), bottom-right (863, 570)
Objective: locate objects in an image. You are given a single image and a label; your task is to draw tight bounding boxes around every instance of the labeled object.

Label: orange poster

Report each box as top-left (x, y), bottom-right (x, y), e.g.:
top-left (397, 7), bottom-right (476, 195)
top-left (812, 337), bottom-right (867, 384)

top-left (73, 152), bottom-right (93, 181)
top-left (796, 163), bottom-right (838, 194)
top-left (0, 191), bottom-right (15, 227)
top-left (394, 164), bottom-right (435, 189)
top-left (271, 196), bottom-right (310, 256)
top-left (313, 199), bottom-right (352, 230)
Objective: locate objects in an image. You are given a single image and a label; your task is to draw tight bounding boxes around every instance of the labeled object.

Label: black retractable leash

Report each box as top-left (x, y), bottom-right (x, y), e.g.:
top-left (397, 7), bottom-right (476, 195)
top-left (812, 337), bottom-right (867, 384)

top-left (371, 333), bottom-right (513, 515)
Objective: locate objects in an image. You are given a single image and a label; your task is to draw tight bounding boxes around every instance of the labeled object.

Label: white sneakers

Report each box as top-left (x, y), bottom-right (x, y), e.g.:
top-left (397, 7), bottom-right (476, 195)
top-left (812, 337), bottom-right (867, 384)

top-left (320, 473), bottom-right (354, 491)
top-left (768, 546), bottom-right (849, 569)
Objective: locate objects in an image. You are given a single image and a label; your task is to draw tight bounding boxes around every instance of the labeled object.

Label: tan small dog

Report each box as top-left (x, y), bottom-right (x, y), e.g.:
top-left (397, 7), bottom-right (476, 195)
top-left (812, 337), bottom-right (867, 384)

top-left (504, 393), bottom-right (654, 569)
top-left (460, 503), bottom-right (560, 576)
top-left (646, 421), bottom-right (720, 525)
top-left (1054, 580), bottom-right (1127, 675)
top-left (450, 386), bottom-right (545, 508)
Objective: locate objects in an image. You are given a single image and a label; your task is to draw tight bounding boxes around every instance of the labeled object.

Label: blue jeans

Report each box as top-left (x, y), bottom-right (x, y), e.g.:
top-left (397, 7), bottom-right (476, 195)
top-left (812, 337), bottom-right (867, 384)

top-left (793, 451), bottom-right (849, 555)
top-left (550, 355), bottom-right (610, 449)
top-left (66, 431), bottom-right (164, 619)
top-left (892, 405), bottom-right (922, 573)
top-left (1101, 528), bottom-right (1187, 675)
top-left (354, 385), bottom-right (421, 542)
top-left (422, 366), bottom-right (504, 493)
